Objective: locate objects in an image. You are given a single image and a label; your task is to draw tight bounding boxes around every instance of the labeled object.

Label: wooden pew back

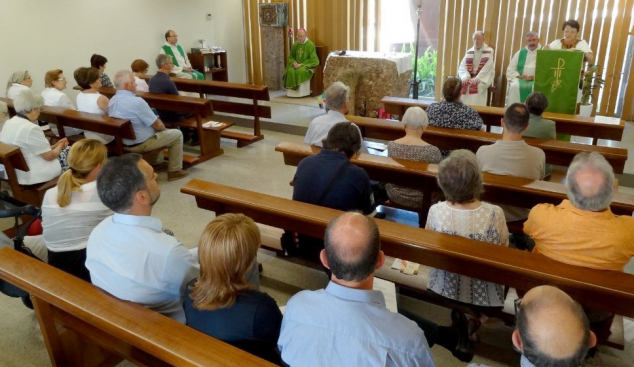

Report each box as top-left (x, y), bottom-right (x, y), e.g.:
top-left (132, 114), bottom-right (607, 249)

top-left (275, 141), bottom-right (634, 218)
top-left (347, 115), bottom-right (628, 174)
top-left (181, 179), bottom-right (634, 317)
top-left (0, 142), bottom-right (57, 206)
top-left (0, 247), bottom-right (275, 367)
top-left (381, 96), bottom-right (625, 143)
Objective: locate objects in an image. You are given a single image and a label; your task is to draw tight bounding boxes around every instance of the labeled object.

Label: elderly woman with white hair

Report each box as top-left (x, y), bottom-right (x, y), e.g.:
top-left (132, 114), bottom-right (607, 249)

top-left (6, 71), bottom-right (33, 99)
top-left (386, 107), bottom-right (442, 210)
top-left (0, 90), bottom-right (70, 185)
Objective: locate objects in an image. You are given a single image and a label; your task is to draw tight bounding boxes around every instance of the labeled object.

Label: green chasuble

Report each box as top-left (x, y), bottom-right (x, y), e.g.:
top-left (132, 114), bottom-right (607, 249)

top-left (516, 48), bottom-right (533, 103)
top-left (161, 45), bottom-right (204, 80)
top-left (283, 39), bottom-right (319, 89)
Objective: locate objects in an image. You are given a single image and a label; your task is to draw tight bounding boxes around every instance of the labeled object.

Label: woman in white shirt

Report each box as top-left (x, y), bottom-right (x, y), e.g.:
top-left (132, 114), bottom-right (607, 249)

top-left (6, 70), bottom-right (32, 99)
top-left (0, 100), bottom-right (8, 132)
top-left (544, 19), bottom-right (594, 64)
top-left (0, 90), bottom-right (70, 185)
top-left (131, 59), bottom-right (150, 92)
top-left (41, 69), bottom-right (83, 137)
top-left (42, 139), bottom-right (111, 282)
top-left (73, 67), bottom-right (114, 144)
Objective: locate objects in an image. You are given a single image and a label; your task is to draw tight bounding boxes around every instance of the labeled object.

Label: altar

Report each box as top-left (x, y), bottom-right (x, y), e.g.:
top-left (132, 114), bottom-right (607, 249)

top-left (323, 51), bottom-right (412, 117)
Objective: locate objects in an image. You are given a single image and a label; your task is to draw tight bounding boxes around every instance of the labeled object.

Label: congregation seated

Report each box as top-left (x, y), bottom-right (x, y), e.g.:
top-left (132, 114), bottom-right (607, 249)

top-left (427, 78), bottom-right (484, 156)
top-left (278, 212), bottom-right (474, 365)
top-left (386, 106), bottom-right (442, 209)
top-left (426, 150), bottom-right (508, 332)
top-left (42, 139), bottom-right (111, 282)
top-left (184, 213), bottom-right (282, 364)
top-left (469, 286), bottom-right (596, 367)
top-left (283, 28), bottom-right (320, 91)
top-left (524, 151), bottom-right (634, 349)
top-left (304, 81), bottom-right (368, 153)
top-left (149, 54), bottom-right (192, 123)
top-left (85, 154), bottom-right (199, 322)
top-left (108, 69), bottom-right (189, 181)
top-left (476, 103), bottom-right (545, 222)
top-left (6, 70), bottom-right (32, 99)
top-left (131, 59), bottom-right (150, 92)
top-left (0, 90), bottom-right (70, 185)
top-left (90, 53), bottom-right (113, 88)
top-left (0, 100), bottom-right (8, 131)
top-left (73, 67), bottom-right (114, 144)
top-left (41, 69), bottom-right (83, 137)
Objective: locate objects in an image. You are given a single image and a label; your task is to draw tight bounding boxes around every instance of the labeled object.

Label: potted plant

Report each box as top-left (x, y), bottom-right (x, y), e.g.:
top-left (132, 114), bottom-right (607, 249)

top-left (579, 65), bottom-right (604, 117)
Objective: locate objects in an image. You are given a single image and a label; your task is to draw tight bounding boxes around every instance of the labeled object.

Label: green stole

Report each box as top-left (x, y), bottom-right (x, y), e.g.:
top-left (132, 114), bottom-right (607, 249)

top-left (162, 44), bottom-right (186, 67)
top-left (517, 48), bottom-right (533, 102)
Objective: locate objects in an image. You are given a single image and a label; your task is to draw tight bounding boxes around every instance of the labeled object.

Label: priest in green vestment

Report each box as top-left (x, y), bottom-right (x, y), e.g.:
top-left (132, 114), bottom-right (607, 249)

top-left (506, 31), bottom-right (541, 105)
top-left (283, 29), bottom-right (320, 89)
top-left (160, 29), bottom-right (205, 80)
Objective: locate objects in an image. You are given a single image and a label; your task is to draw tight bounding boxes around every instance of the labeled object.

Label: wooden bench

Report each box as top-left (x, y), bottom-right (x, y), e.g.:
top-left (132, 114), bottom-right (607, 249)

top-left (275, 142), bottom-right (634, 224)
top-left (310, 46), bottom-right (325, 97)
top-left (99, 88), bottom-right (233, 165)
top-left (141, 75), bottom-right (271, 147)
top-left (181, 180), bottom-right (632, 348)
top-left (347, 115), bottom-right (628, 174)
top-left (0, 142), bottom-right (57, 207)
top-left (0, 247), bottom-right (274, 367)
top-left (381, 96), bottom-right (625, 144)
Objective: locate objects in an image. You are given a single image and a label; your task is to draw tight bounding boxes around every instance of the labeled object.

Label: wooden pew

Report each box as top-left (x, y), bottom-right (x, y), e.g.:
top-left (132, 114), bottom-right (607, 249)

top-left (0, 97), bottom-right (134, 156)
top-left (381, 96), bottom-right (625, 144)
top-left (0, 248), bottom-right (274, 367)
top-left (181, 179), bottom-right (634, 319)
top-left (347, 115), bottom-right (628, 174)
top-left (274, 142), bottom-right (634, 227)
top-left (0, 142), bottom-right (57, 206)
top-left (99, 88), bottom-right (233, 164)
top-left (141, 75), bottom-right (271, 147)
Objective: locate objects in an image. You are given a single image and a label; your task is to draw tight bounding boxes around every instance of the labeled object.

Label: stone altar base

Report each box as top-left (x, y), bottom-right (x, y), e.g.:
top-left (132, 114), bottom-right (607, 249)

top-left (323, 58), bottom-right (411, 117)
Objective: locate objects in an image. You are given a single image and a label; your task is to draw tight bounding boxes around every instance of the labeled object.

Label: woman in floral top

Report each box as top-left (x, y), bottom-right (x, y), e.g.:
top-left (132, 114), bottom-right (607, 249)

top-left (427, 77), bottom-right (484, 131)
top-left (425, 150), bottom-right (509, 335)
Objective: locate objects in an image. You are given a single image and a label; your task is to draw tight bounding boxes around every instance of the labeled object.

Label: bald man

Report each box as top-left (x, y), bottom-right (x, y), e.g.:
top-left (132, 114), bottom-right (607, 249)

top-left (278, 212), bottom-right (473, 366)
top-left (458, 31), bottom-right (495, 106)
top-left (282, 28), bottom-right (320, 91)
top-left (469, 286), bottom-right (596, 367)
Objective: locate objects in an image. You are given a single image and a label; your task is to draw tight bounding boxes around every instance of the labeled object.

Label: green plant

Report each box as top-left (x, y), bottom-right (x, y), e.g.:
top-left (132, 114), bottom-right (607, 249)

top-left (580, 65), bottom-right (605, 106)
top-left (402, 43), bottom-right (437, 98)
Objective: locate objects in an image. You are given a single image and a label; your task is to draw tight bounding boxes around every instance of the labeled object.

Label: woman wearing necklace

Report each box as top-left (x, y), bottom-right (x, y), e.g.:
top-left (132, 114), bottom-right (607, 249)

top-left (543, 19), bottom-right (594, 64)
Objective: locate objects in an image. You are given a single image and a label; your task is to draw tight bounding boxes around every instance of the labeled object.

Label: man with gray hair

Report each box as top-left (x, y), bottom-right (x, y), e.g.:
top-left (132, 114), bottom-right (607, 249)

top-left (458, 31), bottom-right (495, 106)
top-left (86, 154), bottom-right (199, 322)
top-left (468, 286), bottom-right (596, 367)
top-left (506, 32), bottom-right (542, 105)
top-left (303, 81), bottom-right (368, 153)
top-left (0, 100), bottom-right (8, 131)
top-left (108, 70), bottom-right (189, 181)
top-left (149, 54), bottom-right (192, 125)
top-left (524, 151), bottom-right (634, 271)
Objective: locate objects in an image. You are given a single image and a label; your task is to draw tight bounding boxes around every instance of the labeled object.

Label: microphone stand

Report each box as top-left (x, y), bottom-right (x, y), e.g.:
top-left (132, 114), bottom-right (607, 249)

top-left (411, 5), bottom-right (423, 99)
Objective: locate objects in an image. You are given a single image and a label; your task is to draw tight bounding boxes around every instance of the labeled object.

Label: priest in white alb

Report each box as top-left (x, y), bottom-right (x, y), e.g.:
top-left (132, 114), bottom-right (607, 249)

top-left (506, 31), bottom-right (541, 106)
top-left (160, 30), bottom-right (204, 80)
top-left (458, 31), bottom-right (495, 106)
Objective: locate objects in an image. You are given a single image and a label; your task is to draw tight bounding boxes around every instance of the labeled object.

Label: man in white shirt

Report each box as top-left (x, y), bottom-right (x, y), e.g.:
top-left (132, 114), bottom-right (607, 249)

top-left (458, 31), bottom-right (495, 106)
top-left (159, 30), bottom-right (204, 80)
top-left (304, 81), bottom-right (368, 153)
top-left (506, 32), bottom-right (541, 105)
top-left (86, 154), bottom-right (199, 323)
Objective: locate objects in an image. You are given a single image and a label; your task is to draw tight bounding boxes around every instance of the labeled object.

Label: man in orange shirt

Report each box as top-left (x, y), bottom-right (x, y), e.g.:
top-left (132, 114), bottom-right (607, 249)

top-left (524, 151), bottom-right (634, 351)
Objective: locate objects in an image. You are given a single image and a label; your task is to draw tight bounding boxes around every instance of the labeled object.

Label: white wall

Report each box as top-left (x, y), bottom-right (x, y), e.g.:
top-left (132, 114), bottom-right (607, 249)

top-left (0, 0), bottom-right (246, 99)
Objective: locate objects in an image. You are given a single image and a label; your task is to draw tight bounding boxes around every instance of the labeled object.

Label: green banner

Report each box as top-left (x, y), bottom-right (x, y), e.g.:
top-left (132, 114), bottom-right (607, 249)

top-left (534, 50), bottom-right (584, 115)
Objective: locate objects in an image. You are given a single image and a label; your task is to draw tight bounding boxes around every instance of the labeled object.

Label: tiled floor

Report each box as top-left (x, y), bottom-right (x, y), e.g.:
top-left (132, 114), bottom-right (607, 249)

top-left (1, 97), bottom-right (633, 366)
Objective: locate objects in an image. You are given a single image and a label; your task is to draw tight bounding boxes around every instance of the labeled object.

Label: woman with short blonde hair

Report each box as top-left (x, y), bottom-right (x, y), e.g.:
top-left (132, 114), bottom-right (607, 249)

top-left (184, 214), bottom-right (282, 363)
top-left (42, 139), bottom-right (112, 282)
top-left (42, 69), bottom-right (83, 137)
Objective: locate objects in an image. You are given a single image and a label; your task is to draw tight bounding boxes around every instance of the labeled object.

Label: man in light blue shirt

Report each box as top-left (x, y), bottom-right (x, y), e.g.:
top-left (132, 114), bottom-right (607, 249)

top-left (108, 70), bottom-right (189, 181)
top-left (86, 154), bottom-right (199, 323)
top-left (278, 212), bottom-right (473, 366)
top-left (468, 286), bottom-right (596, 367)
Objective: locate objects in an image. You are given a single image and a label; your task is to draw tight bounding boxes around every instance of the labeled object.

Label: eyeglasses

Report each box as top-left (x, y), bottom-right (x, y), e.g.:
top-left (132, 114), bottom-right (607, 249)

top-left (56, 78), bottom-right (66, 81)
top-left (169, 34), bottom-right (178, 38)
top-left (514, 298), bottom-right (523, 316)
